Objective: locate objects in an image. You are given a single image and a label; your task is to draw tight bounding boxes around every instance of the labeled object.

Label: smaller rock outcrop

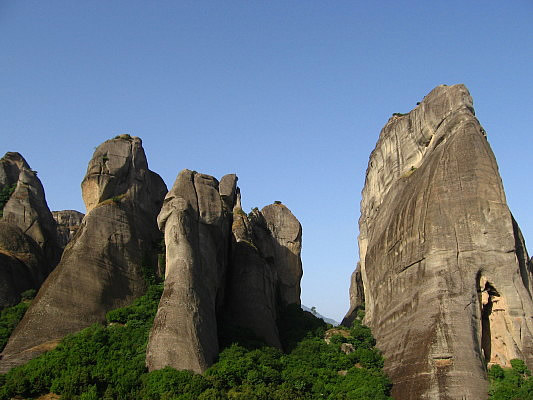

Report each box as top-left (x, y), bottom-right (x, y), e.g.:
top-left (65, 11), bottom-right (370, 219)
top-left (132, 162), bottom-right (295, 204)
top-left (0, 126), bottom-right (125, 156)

top-left (341, 265), bottom-right (364, 327)
top-left (0, 152), bottom-right (61, 267)
top-left (52, 210), bottom-right (85, 249)
top-left (0, 136), bottom-right (167, 373)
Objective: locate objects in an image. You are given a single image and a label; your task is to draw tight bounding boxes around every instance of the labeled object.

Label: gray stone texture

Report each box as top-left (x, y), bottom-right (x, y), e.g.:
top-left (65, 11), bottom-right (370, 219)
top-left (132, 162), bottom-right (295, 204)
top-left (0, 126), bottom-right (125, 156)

top-left (348, 84), bottom-right (533, 399)
top-left (52, 210), bottom-right (85, 249)
top-left (0, 221), bottom-right (48, 308)
top-left (147, 171), bottom-right (303, 373)
top-left (0, 136), bottom-right (167, 373)
top-left (0, 152), bottom-right (61, 267)
top-left (146, 170), bottom-right (235, 373)
top-left (341, 265), bottom-right (364, 327)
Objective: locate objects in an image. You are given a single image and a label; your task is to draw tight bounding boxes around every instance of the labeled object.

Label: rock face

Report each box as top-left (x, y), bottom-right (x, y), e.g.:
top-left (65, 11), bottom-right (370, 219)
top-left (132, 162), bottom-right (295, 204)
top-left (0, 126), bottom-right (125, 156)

top-left (345, 84), bottom-right (533, 399)
top-left (341, 265), bottom-right (364, 327)
top-left (0, 222), bottom-right (48, 308)
top-left (147, 170), bottom-right (303, 373)
top-left (0, 136), bottom-right (167, 373)
top-left (52, 210), bottom-right (85, 249)
top-left (146, 170), bottom-right (235, 373)
top-left (0, 152), bottom-right (61, 267)
top-left (0, 153), bottom-right (60, 308)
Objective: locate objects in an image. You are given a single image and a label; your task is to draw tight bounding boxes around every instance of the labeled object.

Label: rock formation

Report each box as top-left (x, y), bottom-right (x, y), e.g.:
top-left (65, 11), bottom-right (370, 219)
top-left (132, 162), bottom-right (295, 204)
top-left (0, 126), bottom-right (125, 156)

top-left (147, 170), bottom-right (303, 373)
top-left (341, 265), bottom-right (364, 327)
top-left (344, 84), bottom-right (533, 399)
top-left (146, 170), bottom-right (235, 373)
top-left (52, 210), bottom-right (84, 249)
top-left (0, 153), bottom-right (60, 308)
top-left (0, 222), bottom-right (48, 308)
top-left (0, 135), bottom-right (167, 373)
top-left (0, 152), bottom-right (61, 267)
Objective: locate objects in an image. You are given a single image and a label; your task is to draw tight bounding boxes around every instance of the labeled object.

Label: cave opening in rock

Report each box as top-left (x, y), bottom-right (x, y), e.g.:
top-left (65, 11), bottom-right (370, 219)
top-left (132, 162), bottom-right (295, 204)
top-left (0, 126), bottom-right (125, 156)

top-left (479, 279), bottom-right (501, 367)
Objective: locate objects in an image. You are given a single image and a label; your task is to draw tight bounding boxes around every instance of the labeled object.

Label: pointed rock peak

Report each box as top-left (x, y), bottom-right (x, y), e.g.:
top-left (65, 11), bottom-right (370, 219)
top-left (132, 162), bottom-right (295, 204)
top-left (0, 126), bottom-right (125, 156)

top-left (81, 136), bottom-right (164, 213)
top-left (0, 152), bottom-right (60, 267)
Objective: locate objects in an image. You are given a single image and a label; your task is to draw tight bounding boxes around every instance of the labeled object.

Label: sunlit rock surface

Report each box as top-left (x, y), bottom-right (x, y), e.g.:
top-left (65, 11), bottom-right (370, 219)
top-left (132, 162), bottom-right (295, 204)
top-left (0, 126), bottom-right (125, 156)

top-left (347, 84), bottom-right (533, 399)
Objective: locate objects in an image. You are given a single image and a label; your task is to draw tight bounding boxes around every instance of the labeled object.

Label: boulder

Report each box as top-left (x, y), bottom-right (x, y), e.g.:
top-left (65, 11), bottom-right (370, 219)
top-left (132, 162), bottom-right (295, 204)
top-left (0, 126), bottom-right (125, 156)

top-left (348, 84), bottom-right (533, 399)
top-left (0, 136), bottom-right (167, 373)
top-left (52, 210), bottom-right (85, 249)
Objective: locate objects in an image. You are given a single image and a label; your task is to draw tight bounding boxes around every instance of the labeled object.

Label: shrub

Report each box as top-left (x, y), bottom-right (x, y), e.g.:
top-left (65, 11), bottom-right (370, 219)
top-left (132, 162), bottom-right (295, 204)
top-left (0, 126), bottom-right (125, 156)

top-left (488, 359), bottom-right (533, 399)
top-left (0, 301), bottom-right (31, 351)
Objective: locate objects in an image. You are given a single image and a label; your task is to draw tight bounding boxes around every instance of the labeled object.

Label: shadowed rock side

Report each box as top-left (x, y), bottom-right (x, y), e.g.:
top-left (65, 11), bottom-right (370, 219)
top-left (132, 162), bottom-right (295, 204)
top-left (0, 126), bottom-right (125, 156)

top-left (347, 84), bottom-right (533, 399)
top-left (222, 200), bottom-right (303, 350)
top-left (52, 210), bottom-right (85, 250)
top-left (0, 152), bottom-right (61, 268)
top-left (0, 136), bottom-right (167, 373)
top-left (146, 170), bottom-right (235, 373)
top-left (222, 195), bottom-right (281, 349)
top-left (0, 222), bottom-right (48, 308)
top-left (341, 265), bottom-right (364, 327)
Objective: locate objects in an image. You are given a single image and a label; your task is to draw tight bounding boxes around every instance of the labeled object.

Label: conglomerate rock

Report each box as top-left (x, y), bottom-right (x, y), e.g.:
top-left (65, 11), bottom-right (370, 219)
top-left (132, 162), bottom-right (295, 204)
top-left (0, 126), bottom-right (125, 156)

top-left (146, 170), bottom-right (235, 373)
top-left (0, 135), bottom-right (166, 373)
top-left (345, 84), bottom-right (533, 399)
top-left (0, 152), bottom-right (61, 267)
top-left (52, 210), bottom-right (85, 249)
top-left (147, 171), bottom-right (303, 373)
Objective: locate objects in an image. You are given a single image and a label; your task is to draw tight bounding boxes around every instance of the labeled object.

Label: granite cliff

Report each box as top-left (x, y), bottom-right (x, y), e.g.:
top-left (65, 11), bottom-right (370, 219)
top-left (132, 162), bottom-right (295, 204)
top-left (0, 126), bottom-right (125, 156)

top-left (344, 84), bottom-right (533, 399)
top-left (146, 170), bottom-right (303, 373)
top-left (0, 135), bottom-right (167, 372)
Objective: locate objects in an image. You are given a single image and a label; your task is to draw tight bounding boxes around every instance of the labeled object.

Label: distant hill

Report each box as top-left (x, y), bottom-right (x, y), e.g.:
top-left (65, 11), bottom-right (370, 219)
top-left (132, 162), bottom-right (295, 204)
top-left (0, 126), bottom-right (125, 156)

top-left (301, 305), bottom-right (338, 326)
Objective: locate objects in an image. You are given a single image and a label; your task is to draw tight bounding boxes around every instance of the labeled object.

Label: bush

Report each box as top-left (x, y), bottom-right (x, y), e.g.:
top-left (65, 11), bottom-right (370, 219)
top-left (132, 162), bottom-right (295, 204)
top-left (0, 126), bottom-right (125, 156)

top-left (0, 287), bottom-right (392, 400)
top-left (0, 301), bottom-right (31, 351)
top-left (488, 359), bottom-right (533, 399)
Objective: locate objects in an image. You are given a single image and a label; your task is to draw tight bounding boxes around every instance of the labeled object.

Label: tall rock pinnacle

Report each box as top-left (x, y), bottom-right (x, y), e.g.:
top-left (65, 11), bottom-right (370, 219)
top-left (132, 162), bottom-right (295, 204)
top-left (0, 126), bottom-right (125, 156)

top-left (147, 170), bottom-right (303, 373)
top-left (345, 84), bottom-right (533, 399)
top-left (0, 152), bottom-right (60, 308)
top-left (0, 135), bottom-right (167, 373)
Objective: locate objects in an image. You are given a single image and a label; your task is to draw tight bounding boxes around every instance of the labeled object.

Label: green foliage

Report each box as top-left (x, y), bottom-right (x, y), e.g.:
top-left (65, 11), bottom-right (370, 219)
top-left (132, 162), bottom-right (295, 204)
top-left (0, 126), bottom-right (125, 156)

top-left (488, 359), bottom-right (533, 399)
top-left (21, 289), bottom-right (37, 301)
top-left (0, 288), bottom-right (391, 400)
top-left (274, 201), bottom-right (282, 205)
top-left (0, 301), bottom-right (30, 351)
top-left (0, 183), bottom-right (16, 217)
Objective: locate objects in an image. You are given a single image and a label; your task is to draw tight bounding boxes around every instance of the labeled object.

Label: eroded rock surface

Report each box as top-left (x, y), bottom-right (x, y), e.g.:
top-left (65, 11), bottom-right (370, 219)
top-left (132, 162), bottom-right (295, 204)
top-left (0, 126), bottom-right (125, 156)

top-left (341, 265), bottom-right (364, 327)
top-left (146, 170), bottom-right (235, 373)
top-left (147, 171), bottom-right (303, 373)
top-left (52, 210), bottom-right (85, 249)
top-left (0, 221), bottom-right (48, 308)
top-left (0, 136), bottom-right (166, 373)
top-left (346, 84), bottom-right (533, 399)
top-left (0, 152), bottom-right (61, 267)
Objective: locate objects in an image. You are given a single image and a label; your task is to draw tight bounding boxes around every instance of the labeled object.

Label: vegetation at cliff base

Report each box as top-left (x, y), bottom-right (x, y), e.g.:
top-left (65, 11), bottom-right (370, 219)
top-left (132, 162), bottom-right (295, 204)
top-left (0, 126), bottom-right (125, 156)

top-left (0, 289), bottom-right (36, 351)
top-left (0, 183), bottom-right (17, 217)
top-left (0, 287), bottom-right (391, 400)
top-left (488, 359), bottom-right (533, 399)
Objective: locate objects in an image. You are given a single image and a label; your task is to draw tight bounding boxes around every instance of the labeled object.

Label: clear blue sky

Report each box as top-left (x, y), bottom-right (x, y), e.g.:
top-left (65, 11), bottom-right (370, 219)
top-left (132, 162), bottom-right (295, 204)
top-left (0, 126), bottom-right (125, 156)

top-left (1, 1), bottom-right (531, 321)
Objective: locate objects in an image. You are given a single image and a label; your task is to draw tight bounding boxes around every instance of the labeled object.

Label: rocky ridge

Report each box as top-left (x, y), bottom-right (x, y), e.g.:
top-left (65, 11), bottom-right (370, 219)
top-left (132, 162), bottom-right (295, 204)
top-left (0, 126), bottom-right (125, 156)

top-left (345, 84), bottom-right (533, 399)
